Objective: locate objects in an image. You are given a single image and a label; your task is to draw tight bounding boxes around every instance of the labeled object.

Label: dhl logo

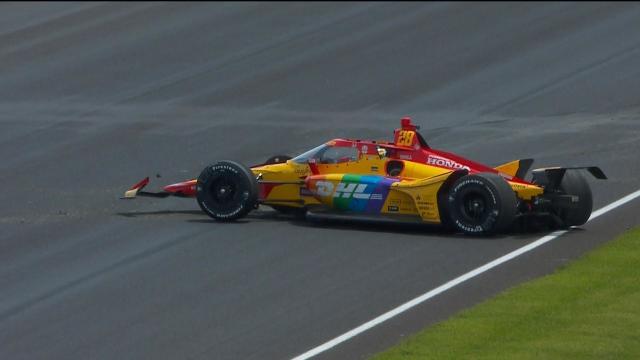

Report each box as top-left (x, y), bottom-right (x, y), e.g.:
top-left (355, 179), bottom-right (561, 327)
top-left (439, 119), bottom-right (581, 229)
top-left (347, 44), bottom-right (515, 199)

top-left (314, 181), bottom-right (371, 199)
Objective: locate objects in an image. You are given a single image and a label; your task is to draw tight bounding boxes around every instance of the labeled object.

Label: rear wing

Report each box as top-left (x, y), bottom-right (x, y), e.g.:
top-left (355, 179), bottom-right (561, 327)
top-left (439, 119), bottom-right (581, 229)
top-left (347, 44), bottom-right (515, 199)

top-left (531, 166), bottom-right (607, 190)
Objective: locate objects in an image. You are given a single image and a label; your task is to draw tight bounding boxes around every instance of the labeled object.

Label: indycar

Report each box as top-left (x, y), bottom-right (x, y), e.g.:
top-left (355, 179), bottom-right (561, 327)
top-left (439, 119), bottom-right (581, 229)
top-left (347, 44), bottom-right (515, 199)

top-left (122, 117), bottom-right (606, 235)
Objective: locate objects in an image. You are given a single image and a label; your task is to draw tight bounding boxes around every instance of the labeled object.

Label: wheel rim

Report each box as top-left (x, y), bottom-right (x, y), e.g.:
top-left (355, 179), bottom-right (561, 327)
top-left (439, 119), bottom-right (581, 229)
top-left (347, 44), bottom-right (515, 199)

top-left (210, 176), bottom-right (237, 204)
top-left (460, 192), bottom-right (488, 224)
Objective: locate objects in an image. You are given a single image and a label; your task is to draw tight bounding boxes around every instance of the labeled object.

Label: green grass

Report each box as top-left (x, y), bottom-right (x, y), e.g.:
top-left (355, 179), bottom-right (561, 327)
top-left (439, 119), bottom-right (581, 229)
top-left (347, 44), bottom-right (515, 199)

top-left (373, 227), bottom-right (640, 360)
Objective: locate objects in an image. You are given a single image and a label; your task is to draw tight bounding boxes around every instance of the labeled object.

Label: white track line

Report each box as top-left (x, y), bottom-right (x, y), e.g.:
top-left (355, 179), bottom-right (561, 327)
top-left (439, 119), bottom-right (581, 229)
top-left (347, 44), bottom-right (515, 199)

top-left (292, 188), bottom-right (640, 360)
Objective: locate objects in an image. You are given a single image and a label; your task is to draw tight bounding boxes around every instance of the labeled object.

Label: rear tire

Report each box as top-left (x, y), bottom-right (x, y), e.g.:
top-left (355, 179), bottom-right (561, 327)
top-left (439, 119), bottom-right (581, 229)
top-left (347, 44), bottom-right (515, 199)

top-left (447, 173), bottom-right (517, 235)
top-left (196, 161), bottom-right (258, 221)
top-left (557, 171), bottom-right (592, 227)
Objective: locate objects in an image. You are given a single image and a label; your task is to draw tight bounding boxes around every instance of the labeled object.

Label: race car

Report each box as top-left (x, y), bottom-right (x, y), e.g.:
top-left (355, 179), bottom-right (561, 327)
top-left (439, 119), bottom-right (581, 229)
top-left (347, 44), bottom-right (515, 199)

top-left (122, 117), bottom-right (606, 235)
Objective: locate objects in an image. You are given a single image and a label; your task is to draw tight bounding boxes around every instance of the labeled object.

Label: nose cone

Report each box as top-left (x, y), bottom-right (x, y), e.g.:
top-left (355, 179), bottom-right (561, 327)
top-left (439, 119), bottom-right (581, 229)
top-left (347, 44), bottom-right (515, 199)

top-left (163, 179), bottom-right (197, 196)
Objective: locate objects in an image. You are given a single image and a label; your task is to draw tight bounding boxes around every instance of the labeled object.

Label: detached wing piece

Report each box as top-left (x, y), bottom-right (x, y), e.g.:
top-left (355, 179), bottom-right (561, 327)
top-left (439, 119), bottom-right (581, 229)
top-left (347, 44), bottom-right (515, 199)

top-left (123, 177), bottom-right (152, 199)
top-left (121, 177), bottom-right (196, 199)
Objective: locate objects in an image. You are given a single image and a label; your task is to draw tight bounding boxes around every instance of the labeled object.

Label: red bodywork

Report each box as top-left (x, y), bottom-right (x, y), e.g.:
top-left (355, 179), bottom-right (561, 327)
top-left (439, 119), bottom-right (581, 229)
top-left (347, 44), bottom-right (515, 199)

top-left (323, 117), bottom-right (531, 184)
top-left (163, 179), bottom-right (197, 197)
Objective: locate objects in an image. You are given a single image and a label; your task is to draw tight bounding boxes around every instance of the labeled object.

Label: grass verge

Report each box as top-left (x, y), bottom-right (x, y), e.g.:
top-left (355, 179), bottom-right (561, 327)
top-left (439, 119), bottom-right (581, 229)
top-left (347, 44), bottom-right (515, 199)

top-left (373, 227), bottom-right (640, 359)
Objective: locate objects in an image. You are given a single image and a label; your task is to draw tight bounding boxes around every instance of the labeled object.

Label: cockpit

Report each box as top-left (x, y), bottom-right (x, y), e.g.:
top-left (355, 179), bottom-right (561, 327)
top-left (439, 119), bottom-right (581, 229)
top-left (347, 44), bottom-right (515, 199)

top-left (291, 143), bottom-right (359, 164)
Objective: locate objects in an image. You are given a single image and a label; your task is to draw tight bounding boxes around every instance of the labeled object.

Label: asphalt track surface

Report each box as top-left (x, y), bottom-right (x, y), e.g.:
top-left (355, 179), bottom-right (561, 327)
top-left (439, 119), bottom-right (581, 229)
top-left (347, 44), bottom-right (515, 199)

top-left (1, 2), bottom-right (640, 360)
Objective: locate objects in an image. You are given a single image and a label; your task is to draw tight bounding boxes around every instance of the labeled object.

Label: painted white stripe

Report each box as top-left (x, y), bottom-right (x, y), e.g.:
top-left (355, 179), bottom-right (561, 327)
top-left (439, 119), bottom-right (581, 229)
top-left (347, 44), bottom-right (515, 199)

top-left (588, 189), bottom-right (640, 221)
top-left (291, 188), bottom-right (640, 360)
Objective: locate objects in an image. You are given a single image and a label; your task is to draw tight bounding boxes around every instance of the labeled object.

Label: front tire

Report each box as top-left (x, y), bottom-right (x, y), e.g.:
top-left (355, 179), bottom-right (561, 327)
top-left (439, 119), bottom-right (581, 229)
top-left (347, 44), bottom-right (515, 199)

top-left (447, 173), bottom-right (517, 235)
top-left (196, 161), bottom-right (258, 221)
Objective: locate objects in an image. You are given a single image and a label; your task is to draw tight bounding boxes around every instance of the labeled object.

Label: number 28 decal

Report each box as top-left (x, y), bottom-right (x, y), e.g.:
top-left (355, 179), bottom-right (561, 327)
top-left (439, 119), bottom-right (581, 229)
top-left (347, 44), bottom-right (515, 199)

top-left (397, 130), bottom-right (415, 146)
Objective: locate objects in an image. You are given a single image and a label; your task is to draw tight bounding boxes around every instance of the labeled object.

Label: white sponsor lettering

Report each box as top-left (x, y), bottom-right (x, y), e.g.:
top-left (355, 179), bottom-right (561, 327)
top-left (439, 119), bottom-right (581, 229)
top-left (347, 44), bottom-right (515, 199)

top-left (314, 181), bottom-right (371, 199)
top-left (335, 183), bottom-right (357, 198)
top-left (334, 183), bottom-right (369, 199)
top-left (427, 154), bottom-right (471, 171)
top-left (314, 181), bottom-right (334, 197)
top-left (352, 184), bottom-right (370, 199)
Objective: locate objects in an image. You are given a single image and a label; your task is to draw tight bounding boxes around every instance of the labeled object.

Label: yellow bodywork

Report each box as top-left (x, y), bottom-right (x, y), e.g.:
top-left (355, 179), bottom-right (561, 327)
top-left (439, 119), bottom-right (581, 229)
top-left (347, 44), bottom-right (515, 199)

top-left (251, 153), bottom-right (544, 224)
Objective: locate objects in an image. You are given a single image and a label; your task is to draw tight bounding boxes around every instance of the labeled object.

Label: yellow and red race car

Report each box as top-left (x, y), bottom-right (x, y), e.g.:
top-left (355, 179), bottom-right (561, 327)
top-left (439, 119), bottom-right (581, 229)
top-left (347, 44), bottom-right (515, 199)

top-left (122, 117), bottom-right (606, 235)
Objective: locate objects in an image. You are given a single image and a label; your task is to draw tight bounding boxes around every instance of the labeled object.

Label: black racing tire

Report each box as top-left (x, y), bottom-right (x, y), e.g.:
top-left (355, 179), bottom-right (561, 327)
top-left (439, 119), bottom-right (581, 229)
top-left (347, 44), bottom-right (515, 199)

top-left (558, 171), bottom-right (593, 227)
top-left (447, 173), bottom-right (518, 235)
top-left (264, 155), bottom-right (291, 165)
top-left (196, 161), bottom-right (258, 221)
top-left (437, 192), bottom-right (456, 233)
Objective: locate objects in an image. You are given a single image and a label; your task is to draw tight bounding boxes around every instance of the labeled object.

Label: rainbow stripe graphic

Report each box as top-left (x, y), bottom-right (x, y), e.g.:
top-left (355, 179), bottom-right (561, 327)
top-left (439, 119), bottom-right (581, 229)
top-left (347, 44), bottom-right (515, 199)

top-left (307, 174), bottom-right (399, 213)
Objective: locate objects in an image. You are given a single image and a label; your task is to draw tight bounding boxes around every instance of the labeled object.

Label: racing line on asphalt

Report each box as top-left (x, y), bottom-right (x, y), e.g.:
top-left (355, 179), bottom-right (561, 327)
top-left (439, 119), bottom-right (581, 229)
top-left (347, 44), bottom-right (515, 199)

top-left (291, 188), bottom-right (640, 360)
